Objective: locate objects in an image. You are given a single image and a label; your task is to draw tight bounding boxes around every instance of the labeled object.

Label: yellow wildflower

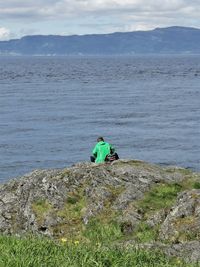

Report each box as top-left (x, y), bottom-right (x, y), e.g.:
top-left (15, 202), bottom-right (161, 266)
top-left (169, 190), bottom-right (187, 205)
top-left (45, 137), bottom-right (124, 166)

top-left (74, 240), bottom-right (80, 245)
top-left (176, 258), bottom-right (182, 265)
top-left (61, 238), bottom-right (67, 243)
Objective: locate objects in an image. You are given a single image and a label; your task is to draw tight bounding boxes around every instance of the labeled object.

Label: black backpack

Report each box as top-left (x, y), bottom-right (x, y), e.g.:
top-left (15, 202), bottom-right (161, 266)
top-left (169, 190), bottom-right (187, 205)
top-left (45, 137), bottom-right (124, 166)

top-left (105, 152), bottom-right (119, 162)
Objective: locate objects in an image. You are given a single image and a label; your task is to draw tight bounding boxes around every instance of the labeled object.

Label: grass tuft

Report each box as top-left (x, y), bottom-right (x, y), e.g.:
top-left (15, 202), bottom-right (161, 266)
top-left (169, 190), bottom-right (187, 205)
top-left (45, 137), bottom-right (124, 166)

top-left (193, 182), bottom-right (200, 189)
top-left (0, 234), bottom-right (193, 267)
top-left (137, 183), bottom-right (182, 213)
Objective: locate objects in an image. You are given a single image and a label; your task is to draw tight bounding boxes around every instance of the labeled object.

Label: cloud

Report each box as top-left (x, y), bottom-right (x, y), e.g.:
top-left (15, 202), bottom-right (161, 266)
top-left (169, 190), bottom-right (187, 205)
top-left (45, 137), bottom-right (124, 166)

top-left (0, 0), bottom-right (199, 19)
top-left (0, 0), bottom-right (200, 37)
top-left (0, 27), bottom-right (11, 40)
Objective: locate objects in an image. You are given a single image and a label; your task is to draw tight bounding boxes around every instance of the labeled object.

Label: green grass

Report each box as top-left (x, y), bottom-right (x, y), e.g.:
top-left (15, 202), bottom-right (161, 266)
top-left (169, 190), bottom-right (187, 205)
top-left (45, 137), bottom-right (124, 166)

top-left (31, 199), bottom-right (52, 225)
top-left (134, 222), bottom-right (159, 243)
top-left (0, 235), bottom-right (196, 267)
top-left (137, 182), bottom-right (182, 213)
top-left (131, 183), bottom-right (183, 243)
top-left (193, 182), bottom-right (200, 189)
top-left (83, 218), bottom-right (123, 244)
top-left (54, 191), bottom-right (87, 240)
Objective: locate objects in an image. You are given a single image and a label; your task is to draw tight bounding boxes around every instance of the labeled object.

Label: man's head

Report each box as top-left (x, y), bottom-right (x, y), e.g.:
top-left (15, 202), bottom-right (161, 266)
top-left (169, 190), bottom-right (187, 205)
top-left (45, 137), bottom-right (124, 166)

top-left (97, 136), bottom-right (104, 142)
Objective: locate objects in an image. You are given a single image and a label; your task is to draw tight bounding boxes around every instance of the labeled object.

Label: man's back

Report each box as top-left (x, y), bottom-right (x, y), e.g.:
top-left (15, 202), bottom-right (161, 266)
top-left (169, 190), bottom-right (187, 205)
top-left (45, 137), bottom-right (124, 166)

top-left (92, 141), bottom-right (111, 163)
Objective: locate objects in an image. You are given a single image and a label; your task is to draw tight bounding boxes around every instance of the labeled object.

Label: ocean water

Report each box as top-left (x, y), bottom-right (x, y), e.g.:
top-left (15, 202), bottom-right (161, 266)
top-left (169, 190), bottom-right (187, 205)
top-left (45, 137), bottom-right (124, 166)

top-left (0, 55), bottom-right (200, 182)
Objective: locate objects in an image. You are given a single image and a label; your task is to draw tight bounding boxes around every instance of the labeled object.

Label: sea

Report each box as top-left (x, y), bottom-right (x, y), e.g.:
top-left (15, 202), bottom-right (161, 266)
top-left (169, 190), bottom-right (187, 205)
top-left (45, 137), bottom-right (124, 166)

top-left (0, 55), bottom-right (200, 182)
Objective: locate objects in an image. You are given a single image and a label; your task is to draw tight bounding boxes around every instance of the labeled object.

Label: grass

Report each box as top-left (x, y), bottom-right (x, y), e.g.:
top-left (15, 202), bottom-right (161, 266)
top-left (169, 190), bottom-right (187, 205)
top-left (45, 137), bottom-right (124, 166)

top-left (137, 182), bottom-right (182, 214)
top-left (83, 218), bottom-right (123, 244)
top-left (32, 199), bottom-right (52, 225)
top-left (129, 182), bottom-right (184, 243)
top-left (0, 234), bottom-right (197, 267)
top-left (193, 182), bottom-right (200, 189)
top-left (133, 179), bottom-right (200, 243)
top-left (54, 191), bottom-right (87, 240)
top-left (134, 222), bottom-right (159, 243)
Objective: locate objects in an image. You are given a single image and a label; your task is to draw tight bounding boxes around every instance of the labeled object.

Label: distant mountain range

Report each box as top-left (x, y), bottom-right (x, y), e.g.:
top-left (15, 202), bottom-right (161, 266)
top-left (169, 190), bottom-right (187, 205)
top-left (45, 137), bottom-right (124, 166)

top-left (1, 26), bottom-right (200, 55)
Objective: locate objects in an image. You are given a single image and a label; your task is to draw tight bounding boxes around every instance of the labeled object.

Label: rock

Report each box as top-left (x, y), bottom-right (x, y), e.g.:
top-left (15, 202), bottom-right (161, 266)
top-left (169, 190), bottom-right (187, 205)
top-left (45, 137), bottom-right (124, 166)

top-left (164, 241), bottom-right (200, 263)
top-left (124, 241), bottom-right (200, 263)
top-left (0, 159), bottom-right (200, 263)
top-left (159, 190), bottom-right (200, 243)
top-left (146, 209), bottom-right (167, 228)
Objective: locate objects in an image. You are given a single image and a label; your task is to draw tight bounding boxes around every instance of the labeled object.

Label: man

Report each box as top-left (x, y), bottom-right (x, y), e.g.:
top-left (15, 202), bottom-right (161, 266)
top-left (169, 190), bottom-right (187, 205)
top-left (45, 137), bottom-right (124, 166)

top-left (91, 137), bottom-right (119, 163)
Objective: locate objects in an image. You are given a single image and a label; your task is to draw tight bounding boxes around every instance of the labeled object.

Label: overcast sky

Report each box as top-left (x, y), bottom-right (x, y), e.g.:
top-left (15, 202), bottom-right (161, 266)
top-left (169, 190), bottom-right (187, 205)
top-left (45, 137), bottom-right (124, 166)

top-left (0, 0), bottom-right (200, 40)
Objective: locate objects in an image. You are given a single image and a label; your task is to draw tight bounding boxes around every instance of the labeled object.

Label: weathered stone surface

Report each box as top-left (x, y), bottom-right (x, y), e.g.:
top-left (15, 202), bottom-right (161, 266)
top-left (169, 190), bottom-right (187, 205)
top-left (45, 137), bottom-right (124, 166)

top-left (159, 189), bottom-right (200, 243)
top-left (146, 209), bottom-right (167, 228)
top-left (124, 241), bottom-right (200, 263)
top-left (0, 159), bottom-right (200, 263)
top-left (164, 241), bottom-right (200, 263)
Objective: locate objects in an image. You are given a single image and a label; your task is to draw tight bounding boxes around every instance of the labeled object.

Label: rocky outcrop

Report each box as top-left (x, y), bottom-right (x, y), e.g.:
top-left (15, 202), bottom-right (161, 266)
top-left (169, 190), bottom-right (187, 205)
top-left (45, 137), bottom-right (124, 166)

top-left (159, 190), bottom-right (200, 242)
top-left (0, 160), bottom-right (200, 263)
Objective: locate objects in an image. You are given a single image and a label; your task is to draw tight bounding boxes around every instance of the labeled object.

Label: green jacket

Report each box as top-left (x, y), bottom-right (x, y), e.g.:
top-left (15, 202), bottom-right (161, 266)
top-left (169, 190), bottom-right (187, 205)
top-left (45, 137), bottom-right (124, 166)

top-left (92, 141), bottom-right (114, 163)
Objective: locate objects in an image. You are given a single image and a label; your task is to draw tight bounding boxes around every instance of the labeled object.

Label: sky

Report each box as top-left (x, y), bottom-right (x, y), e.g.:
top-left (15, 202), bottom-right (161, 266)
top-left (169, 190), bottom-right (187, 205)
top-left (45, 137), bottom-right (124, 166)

top-left (0, 0), bottom-right (200, 40)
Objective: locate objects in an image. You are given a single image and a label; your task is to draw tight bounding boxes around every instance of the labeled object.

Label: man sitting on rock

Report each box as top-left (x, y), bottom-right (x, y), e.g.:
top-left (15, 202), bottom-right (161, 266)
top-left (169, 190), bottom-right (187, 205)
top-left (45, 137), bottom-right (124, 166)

top-left (90, 137), bottom-right (119, 163)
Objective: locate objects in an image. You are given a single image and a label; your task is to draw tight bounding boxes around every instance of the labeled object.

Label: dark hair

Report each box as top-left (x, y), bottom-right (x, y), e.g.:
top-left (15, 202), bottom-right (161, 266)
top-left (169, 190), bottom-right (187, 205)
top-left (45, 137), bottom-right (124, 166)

top-left (97, 136), bottom-right (104, 142)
